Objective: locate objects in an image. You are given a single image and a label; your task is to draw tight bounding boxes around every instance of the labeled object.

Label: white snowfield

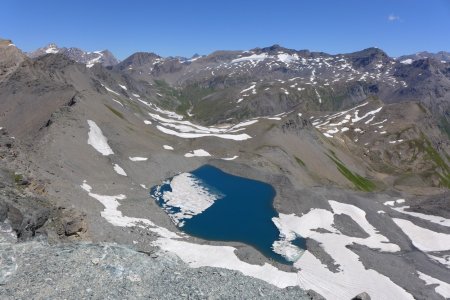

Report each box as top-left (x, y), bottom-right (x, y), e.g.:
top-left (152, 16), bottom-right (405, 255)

top-left (113, 164), bottom-right (127, 176)
top-left (87, 120), bottom-right (114, 156)
top-left (417, 271), bottom-right (450, 298)
top-left (129, 157), bottom-right (148, 161)
top-left (153, 238), bottom-right (299, 288)
top-left (272, 201), bottom-right (413, 300)
top-left (184, 149), bottom-right (211, 158)
top-left (157, 173), bottom-right (222, 226)
top-left (392, 218), bottom-right (450, 252)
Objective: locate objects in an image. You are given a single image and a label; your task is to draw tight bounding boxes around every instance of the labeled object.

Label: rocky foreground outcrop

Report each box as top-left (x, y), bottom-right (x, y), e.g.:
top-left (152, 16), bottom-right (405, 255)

top-left (0, 236), bottom-right (313, 300)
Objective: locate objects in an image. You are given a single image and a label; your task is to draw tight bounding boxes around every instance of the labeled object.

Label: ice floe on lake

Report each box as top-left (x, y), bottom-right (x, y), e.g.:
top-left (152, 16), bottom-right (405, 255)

top-left (151, 173), bottom-right (222, 227)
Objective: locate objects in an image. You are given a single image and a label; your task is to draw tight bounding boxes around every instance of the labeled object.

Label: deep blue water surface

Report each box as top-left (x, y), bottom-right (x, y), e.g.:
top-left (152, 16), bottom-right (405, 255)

top-left (151, 165), bottom-right (304, 264)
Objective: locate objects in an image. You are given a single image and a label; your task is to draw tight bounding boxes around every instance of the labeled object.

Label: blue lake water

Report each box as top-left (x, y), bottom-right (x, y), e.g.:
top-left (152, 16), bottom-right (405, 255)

top-left (150, 164), bottom-right (305, 264)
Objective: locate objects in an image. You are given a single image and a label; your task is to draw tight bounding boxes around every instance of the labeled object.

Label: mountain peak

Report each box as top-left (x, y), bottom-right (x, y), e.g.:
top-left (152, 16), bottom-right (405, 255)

top-left (27, 44), bottom-right (118, 67)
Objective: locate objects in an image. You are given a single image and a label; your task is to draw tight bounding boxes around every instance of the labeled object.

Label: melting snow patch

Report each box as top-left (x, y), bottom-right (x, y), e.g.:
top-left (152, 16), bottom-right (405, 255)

top-left (80, 180), bottom-right (179, 239)
top-left (352, 107), bottom-right (383, 123)
top-left (231, 53), bottom-right (268, 63)
top-left (277, 53), bottom-right (299, 64)
top-left (389, 139), bottom-right (404, 144)
top-left (393, 218), bottom-right (450, 252)
top-left (417, 271), bottom-right (450, 298)
top-left (101, 84), bottom-right (120, 96)
top-left (163, 145), bottom-right (174, 150)
top-left (113, 164), bottom-right (127, 176)
top-left (314, 89), bottom-right (322, 103)
top-left (119, 84), bottom-right (127, 90)
top-left (129, 157), bottom-right (148, 162)
top-left (384, 199), bottom-right (405, 206)
top-left (87, 120), bottom-right (114, 156)
top-left (392, 206), bottom-right (450, 227)
top-left (111, 98), bottom-right (124, 107)
top-left (144, 120), bottom-right (152, 125)
top-left (428, 254), bottom-right (450, 268)
top-left (221, 155), bottom-right (238, 161)
top-left (400, 59), bottom-right (413, 65)
top-left (184, 149), bottom-right (211, 158)
top-left (240, 84), bottom-right (256, 94)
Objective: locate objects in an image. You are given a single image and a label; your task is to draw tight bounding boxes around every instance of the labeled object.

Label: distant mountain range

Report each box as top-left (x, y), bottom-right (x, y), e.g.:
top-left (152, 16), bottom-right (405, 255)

top-left (27, 43), bottom-right (119, 67)
top-left (397, 51), bottom-right (450, 64)
top-left (26, 42), bottom-right (450, 68)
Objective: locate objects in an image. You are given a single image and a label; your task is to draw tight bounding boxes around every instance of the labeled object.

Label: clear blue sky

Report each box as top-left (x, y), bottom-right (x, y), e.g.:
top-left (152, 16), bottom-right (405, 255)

top-left (2, 0), bottom-right (450, 59)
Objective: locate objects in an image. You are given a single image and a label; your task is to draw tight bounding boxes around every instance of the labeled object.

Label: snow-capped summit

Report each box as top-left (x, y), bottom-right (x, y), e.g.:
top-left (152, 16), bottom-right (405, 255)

top-left (28, 43), bottom-right (119, 67)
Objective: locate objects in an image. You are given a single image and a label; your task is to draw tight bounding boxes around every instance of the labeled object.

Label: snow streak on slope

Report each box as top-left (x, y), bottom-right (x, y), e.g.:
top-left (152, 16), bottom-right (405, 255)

top-left (156, 125), bottom-right (251, 141)
top-left (149, 113), bottom-right (253, 141)
top-left (80, 180), bottom-right (178, 238)
top-left (392, 218), bottom-right (450, 252)
top-left (87, 120), bottom-right (114, 156)
top-left (129, 157), bottom-right (148, 161)
top-left (391, 206), bottom-right (450, 227)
